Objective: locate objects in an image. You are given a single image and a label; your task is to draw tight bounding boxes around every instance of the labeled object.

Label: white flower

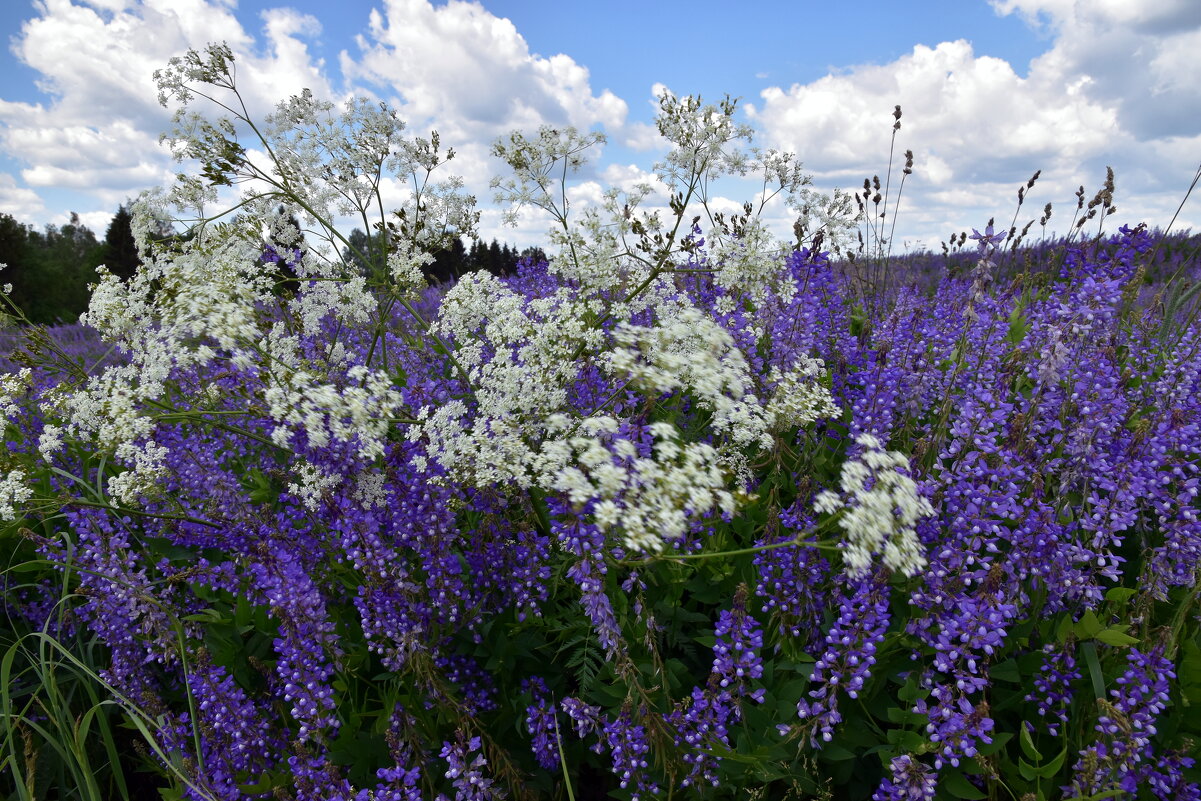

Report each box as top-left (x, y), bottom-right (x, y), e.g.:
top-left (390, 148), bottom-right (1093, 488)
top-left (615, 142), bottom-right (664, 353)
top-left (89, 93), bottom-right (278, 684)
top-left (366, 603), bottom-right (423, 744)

top-left (387, 240), bottom-right (435, 295)
top-left (539, 421), bottom-right (736, 553)
top-left (709, 217), bottom-right (781, 302)
top-left (287, 461), bottom-right (343, 511)
top-left (264, 363), bottom-right (403, 462)
top-left (765, 358), bottom-right (841, 430)
top-left (0, 369), bottom-right (32, 422)
top-left (814, 433), bottom-right (933, 578)
top-left (606, 305), bottom-right (773, 452)
top-left (38, 425), bottom-right (64, 458)
top-left (0, 469), bottom-right (31, 521)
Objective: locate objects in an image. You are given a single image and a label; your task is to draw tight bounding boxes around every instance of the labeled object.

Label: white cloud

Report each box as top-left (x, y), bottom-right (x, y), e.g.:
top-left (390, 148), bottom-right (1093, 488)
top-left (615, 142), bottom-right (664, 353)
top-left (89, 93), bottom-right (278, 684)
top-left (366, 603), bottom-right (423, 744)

top-left (991, 0), bottom-right (1201, 140)
top-left (0, 173), bottom-right (47, 219)
top-left (622, 120), bottom-right (666, 152)
top-left (743, 0), bottom-right (1201, 249)
top-left (339, 0), bottom-right (627, 144)
top-left (0, 0), bottom-right (335, 227)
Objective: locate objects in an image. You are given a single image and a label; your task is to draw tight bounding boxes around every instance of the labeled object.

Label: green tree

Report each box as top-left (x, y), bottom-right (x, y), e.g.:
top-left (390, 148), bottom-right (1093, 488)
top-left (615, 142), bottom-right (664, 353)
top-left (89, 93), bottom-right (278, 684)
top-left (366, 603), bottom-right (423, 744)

top-left (101, 204), bottom-right (140, 281)
top-left (0, 213), bottom-right (33, 320)
top-left (21, 213), bottom-right (101, 323)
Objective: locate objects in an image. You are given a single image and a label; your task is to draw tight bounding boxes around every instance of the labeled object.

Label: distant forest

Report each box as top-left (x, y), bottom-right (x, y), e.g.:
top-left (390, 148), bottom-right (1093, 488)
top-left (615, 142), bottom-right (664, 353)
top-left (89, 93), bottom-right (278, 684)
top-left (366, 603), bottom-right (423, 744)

top-left (0, 207), bottom-right (545, 325)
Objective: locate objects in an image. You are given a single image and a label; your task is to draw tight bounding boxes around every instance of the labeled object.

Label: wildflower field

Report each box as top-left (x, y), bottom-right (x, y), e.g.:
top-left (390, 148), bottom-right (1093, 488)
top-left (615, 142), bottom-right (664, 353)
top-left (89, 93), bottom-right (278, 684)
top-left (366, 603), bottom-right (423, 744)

top-left (2, 43), bottom-right (1201, 801)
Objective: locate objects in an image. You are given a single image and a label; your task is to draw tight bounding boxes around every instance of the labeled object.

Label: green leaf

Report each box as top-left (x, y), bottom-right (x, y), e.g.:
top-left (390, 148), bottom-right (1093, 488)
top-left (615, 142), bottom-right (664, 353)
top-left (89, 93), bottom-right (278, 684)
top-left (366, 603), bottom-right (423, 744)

top-left (181, 608), bottom-right (231, 624)
top-left (976, 731), bottom-right (1012, 757)
top-left (1081, 641), bottom-right (1106, 701)
top-left (1038, 746), bottom-right (1068, 778)
top-left (991, 659), bottom-right (1020, 683)
top-left (1018, 751), bottom-right (1066, 781)
top-left (1056, 615), bottom-right (1075, 643)
top-left (1007, 309), bottom-right (1030, 345)
top-left (942, 770), bottom-right (987, 799)
top-left (1094, 628), bottom-right (1139, 647)
top-left (1075, 610), bottom-right (1104, 639)
top-left (1019, 723), bottom-right (1042, 761)
top-left (818, 744), bottom-right (857, 761)
top-left (1104, 587), bottom-right (1137, 604)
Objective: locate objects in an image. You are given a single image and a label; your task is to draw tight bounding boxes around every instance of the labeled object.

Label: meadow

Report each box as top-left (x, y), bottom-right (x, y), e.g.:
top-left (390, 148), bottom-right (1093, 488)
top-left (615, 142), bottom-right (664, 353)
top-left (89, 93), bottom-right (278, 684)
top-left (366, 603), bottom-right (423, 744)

top-left (1, 42), bottom-right (1200, 801)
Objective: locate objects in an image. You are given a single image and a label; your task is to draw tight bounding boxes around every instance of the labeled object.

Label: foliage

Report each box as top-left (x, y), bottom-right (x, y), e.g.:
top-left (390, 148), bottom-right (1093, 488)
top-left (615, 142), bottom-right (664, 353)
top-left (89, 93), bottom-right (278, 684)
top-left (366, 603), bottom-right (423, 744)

top-left (0, 213), bottom-right (101, 325)
top-left (1, 42), bottom-right (1200, 801)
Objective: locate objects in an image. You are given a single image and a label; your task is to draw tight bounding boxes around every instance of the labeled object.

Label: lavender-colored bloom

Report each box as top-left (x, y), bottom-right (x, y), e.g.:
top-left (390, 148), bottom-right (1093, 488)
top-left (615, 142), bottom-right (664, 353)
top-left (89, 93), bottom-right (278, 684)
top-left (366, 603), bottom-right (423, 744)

top-left (1026, 643), bottom-right (1080, 736)
top-left (1065, 646), bottom-right (1176, 798)
top-left (796, 574), bottom-right (890, 746)
top-left (523, 677), bottom-right (560, 772)
top-left (599, 708), bottom-right (658, 801)
top-left (872, 755), bottom-right (937, 801)
top-left (247, 549), bottom-right (341, 741)
top-left (566, 555), bottom-right (623, 655)
top-left (755, 505), bottom-right (830, 646)
top-left (561, 696), bottom-right (603, 741)
top-left (188, 659), bottom-right (279, 800)
top-left (668, 586), bottom-right (765, 790)
top-left (440, 733), bottom-right (496, 801)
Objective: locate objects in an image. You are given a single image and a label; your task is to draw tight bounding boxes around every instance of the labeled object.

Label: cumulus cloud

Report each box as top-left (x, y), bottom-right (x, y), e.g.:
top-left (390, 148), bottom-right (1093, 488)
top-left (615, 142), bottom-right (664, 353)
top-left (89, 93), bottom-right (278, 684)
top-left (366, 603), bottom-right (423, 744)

top-left (340, 0), bottom-right (626, 141)
top-left (4, 0), bottom-right (1197, 252)
top-left (0, 173), bottom-right (47, 219)
top-left (991, 0), bottom-right (1201, 141)
top-left (0, 0), bottom-right (334, 227)
top-left (743, 0), bottom-right (1200, 247)
top-left (2, 0), bottom-right (630, 247)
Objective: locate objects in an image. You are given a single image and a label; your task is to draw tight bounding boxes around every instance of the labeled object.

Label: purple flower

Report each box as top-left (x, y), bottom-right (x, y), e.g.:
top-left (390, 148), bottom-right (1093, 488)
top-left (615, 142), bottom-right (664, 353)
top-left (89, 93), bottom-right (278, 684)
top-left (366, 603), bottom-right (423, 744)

top-left (872, 755), bottom-right (937, 801)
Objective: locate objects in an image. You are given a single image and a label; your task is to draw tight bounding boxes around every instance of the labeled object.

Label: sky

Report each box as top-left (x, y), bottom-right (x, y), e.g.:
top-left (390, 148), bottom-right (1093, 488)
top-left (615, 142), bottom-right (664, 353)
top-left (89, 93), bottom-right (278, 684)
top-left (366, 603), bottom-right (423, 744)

top-left (1, 0), bottom-right (1199, 254)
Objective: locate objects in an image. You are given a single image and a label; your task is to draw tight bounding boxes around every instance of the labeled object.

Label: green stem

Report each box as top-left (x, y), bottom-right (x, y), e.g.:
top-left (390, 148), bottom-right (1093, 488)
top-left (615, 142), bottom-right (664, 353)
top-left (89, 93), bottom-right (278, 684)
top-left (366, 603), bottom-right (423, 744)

top-left (62, 499), bottom-right (220, 529)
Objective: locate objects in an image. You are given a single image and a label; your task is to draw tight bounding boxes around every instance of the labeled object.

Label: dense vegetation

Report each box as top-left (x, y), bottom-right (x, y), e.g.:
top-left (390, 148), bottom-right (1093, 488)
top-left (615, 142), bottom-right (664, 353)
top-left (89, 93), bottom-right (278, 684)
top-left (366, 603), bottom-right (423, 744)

top-left (2, 43), bottom-right (1200, 801)
top-left (0, 208), bottom-right (540, 326)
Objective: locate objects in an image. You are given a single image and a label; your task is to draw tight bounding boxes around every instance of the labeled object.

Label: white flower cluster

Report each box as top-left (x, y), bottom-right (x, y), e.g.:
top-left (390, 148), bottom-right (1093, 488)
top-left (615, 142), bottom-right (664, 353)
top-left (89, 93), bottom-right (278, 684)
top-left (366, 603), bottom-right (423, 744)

top-left (54, 221), bottom-right (279, 504)
top-left (53, 362), bottom-right (169, 504)
top-left (709, 217), bottom-right (781, 302)
top-left (264, 364), bottom-right (403, 461)
top-left (606, 305), bottom-right (772, 452)
top-left (544, 207), bottom-right (652, 296)
top-left (536, 417), bottom-right (736, 553)
top-left (417, 273), bottom-right (603, 486)
top-left (106, 438), bottom-right (170, 505)
top-left (0, 469), bottom-right (32, 522)
top-left (290, 271), bottom-right (377, 338)
top-left (813, 433), bottom-right (933, 578)
top-left (0, 368), bottom-right (31, 422)
top-left (765, 359), bottom-right (841, 430)
top-left (653, 91), bottom-right (753, 189)
top-left (287, 461), bottom-right (343, 511)
top-left (387, 239), bottom-right (436, 296)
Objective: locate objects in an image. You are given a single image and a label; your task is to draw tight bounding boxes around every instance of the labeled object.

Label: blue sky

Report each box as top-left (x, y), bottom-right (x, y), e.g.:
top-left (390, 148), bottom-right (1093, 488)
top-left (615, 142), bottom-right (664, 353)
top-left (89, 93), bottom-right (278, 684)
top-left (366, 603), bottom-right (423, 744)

top-left (1, 0), bottom-right (1198, 252)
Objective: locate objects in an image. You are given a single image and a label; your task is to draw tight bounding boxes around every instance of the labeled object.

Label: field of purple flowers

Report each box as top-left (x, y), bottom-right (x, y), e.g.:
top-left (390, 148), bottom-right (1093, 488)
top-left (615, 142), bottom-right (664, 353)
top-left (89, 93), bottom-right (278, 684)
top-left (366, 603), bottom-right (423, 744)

top-left (3, 226), bottom-right (1200, 800)
top-left (2, 43), bottom-right (1201, 801)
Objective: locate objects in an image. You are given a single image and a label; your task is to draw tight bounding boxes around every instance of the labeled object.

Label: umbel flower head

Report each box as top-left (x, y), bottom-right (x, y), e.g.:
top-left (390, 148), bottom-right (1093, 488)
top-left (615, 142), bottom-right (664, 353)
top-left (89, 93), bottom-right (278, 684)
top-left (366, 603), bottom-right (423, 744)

top-left (814, 433), bottom-right (933, 578)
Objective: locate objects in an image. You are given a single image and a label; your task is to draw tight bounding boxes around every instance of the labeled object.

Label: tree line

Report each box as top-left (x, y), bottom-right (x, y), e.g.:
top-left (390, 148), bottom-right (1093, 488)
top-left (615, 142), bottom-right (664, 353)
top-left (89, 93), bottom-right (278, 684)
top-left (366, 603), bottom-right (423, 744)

top-left (0, 207), bottom-right (545, 326)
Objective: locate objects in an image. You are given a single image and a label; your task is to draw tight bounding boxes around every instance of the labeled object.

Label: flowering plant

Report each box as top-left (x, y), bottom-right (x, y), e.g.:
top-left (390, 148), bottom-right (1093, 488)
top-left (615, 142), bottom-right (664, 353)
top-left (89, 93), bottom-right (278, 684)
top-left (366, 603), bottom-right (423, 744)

top-left (2, 42), bottom-right (1200, 801)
